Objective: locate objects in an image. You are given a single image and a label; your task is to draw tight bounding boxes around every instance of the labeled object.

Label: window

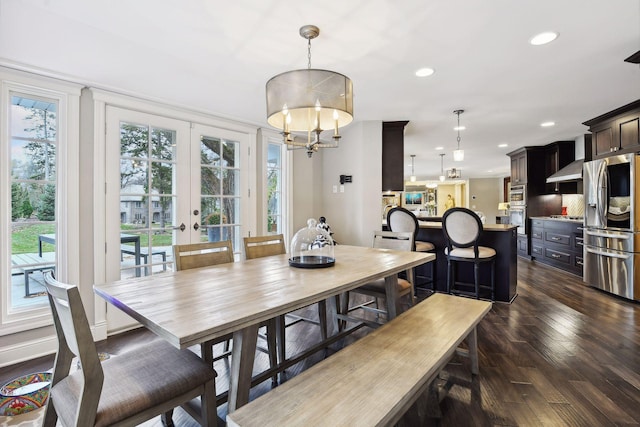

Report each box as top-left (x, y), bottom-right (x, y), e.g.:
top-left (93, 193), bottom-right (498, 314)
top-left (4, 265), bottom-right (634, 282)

top-left (267, 143), bottom-right (282, 234)
top-left (259, 130), bottom-right (290, 241)
top-left (0, 71), bottom-right (80, 334)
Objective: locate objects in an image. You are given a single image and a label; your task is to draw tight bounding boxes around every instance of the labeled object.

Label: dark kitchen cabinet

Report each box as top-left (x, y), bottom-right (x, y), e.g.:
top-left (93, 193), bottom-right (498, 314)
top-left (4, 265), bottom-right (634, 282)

top-left (530, 218), bottom-right (583, 277)
top-left (517, 234), bottom-right (529, 258)
top-left (583, 100), bottom-right (640, 159)
top-left (509, 149), bottom-right (527, 184)
top-left (507, 147), bottom-right (545, 194)
top-left (382, 121), bottom-right (409, 191)
top-left (544, 141), bottom-right (577, 194)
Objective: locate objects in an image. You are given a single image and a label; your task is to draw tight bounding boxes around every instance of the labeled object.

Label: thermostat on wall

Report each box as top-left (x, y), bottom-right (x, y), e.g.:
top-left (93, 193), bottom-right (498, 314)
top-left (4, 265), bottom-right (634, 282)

top-left (340, 175), bottom-right (352, 184)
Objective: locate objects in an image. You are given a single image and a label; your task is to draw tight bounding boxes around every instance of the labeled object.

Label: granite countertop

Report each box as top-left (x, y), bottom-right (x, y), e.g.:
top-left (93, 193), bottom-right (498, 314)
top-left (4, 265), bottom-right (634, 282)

top-left (530, 216), bottom-right (584, 224)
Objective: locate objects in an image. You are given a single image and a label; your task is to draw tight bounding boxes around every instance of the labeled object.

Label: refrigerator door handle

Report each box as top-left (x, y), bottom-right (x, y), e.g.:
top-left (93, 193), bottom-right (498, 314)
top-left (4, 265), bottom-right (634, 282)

top-left (584, 230), bottom-right (631, 239)
top-left (585, 246), bottom-right (631, 259)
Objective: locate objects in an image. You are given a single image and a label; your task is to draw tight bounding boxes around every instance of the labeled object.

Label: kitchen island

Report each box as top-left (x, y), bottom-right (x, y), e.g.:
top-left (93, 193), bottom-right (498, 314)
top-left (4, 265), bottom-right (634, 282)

top-left (415, 221), bottom-right (518, 303)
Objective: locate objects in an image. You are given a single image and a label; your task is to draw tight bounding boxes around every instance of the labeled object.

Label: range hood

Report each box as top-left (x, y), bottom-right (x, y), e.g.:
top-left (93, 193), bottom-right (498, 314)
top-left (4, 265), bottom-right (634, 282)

top-left (546, 159), bottom-right (584, 183)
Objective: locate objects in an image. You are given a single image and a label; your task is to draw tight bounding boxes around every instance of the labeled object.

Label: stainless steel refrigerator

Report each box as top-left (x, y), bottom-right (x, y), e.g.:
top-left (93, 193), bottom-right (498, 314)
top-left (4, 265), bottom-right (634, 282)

top-left (583, 153), bottom-right (640, 301)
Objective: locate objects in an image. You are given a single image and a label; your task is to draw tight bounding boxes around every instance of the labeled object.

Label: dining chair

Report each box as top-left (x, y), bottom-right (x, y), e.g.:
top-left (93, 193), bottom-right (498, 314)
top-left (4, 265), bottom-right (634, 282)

top-left (387, 206), bottom-right (436, 292)
top-left (341, 231), bottom-right (415, 327)
top-left (173, 240), bottom-right (279, 384)
top-left (442, 207), bottom-right (496, 300)
top-left (42, 271), bottom-right (217, 427)
top-left (243, 234), bottom-right (329, 367)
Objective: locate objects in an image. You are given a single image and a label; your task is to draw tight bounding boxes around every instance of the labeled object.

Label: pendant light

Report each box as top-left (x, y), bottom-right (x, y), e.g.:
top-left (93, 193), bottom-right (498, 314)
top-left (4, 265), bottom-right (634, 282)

top-left (439, 153), bottom-right (446, 182)
top-left (410, 154), bottom-right (417, 182)
top-left (266, 25), bottom-right (354, 158)
top-left (453, 109), bottom-right (465, 162)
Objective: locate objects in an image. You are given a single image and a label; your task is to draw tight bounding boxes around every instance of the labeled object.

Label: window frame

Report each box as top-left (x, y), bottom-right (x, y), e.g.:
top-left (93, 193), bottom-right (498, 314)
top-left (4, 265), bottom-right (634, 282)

top-left (0, 68), bottom-right (81, 335)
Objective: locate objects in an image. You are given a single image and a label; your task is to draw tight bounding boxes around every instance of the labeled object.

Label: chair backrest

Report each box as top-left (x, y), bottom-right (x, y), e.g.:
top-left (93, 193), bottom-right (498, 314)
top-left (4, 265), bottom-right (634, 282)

top-left (442, 207), bottom-right (483, 248)
top-left (43, 271), bottom-right (104, 426)
top-left (244, 234), bottom-right (286, 260)
top-left (372, 230), bottom-right (414, 252)
top-left (173, 240), bottom-right (234, 271)
top-left (387, 207), bottom-right (419, 250)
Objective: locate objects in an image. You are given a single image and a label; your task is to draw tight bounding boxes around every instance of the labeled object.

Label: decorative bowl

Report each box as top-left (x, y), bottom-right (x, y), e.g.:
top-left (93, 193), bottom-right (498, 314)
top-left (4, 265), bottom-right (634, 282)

top-left (0, 372), bottom-right (51, 416)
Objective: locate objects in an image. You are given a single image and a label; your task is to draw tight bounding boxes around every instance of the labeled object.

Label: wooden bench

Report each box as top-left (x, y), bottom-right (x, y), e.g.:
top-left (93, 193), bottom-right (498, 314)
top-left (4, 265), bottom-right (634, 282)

top-left (226, 293), bottom-right (492, 427)
top-left (120, 245), bottom-right (167, 275)
top-left (11, 252), bottom-right (56, 297)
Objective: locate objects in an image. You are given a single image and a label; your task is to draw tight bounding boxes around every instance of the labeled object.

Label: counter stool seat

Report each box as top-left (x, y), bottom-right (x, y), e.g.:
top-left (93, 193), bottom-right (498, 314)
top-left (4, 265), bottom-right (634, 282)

top-left (416, 241), bottom-right (435, 252)
top-left (442, 207), bottom-right (496, 301)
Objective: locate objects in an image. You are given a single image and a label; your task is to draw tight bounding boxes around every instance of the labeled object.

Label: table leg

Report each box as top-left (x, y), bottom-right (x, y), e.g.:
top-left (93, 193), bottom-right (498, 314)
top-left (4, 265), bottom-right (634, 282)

top-left (467, 327), bottom-right (479, 375)
top-left (134, 238), bottom-right (141, 277)
top-left (325, 295), bottom-right (339, 337)
top-left (227, 323), bottom-right (259, 413)
top-left (384, 274), bottom-right (399, 320)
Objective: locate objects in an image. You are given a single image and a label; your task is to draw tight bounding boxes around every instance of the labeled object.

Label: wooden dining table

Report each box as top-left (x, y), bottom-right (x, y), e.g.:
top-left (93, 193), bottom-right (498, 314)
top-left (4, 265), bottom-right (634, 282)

top-left (93, 244), bottom-right (434, 415)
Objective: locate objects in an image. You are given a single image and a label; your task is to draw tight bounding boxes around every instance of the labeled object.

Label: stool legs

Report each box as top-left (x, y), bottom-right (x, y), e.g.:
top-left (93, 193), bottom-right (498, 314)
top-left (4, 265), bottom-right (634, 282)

top-left (446, 258), bottom-right (495, 301)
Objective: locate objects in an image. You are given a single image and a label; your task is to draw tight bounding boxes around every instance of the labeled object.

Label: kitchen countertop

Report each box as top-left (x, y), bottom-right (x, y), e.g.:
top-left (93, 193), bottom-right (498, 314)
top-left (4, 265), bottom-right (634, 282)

top-left (530, 216), bottom-right (584, 224)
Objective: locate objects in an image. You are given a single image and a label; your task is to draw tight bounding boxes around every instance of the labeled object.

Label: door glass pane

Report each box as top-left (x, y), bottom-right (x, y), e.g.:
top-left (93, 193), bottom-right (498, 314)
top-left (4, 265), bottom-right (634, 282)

top-left (9, 95), bottom-right (57, 310)
top-left (120, 123), bottom-right (175, 278)
top-left (200, 135), bottom-right (241, 251)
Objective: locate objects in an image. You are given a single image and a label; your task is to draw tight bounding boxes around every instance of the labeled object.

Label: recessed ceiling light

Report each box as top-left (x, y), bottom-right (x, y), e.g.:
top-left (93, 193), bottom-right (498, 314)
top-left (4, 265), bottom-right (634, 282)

top-left (435, 146), bottom-right (444, 150)
top-left (498, 143), bottom-right (508, 148)
top-left (453, 126), bottom-right (466, 131)
top-left (415, 68), bottom-right (435, 77)
top-left (530, 32), bottom-right (558, 46)
top-left (540, 121), bottom-right (555, 127)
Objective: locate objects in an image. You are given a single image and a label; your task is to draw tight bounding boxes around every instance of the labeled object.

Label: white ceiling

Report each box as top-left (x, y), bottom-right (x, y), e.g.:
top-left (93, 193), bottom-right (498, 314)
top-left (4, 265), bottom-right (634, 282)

top-left (1, 0), bottom-right (638, 179)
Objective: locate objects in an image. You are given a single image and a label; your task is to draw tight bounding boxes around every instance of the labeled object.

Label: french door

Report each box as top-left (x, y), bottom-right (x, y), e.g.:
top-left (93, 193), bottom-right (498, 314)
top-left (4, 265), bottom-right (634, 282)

top-left (105, 107), bottom-right (251, 331)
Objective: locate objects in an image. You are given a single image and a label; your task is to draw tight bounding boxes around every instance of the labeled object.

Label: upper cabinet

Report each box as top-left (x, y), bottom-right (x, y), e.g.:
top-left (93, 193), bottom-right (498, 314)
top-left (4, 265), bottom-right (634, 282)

top-left (507, 147), bottom-right (545, 192)
top-left (583, 100), bottom-right (640, 159)
top-left (510, 149), bottom-right (527, 184)
top-left (381, 121), bottom-right (409, 192)
top-left (545, 141), bottom-right (577, 194)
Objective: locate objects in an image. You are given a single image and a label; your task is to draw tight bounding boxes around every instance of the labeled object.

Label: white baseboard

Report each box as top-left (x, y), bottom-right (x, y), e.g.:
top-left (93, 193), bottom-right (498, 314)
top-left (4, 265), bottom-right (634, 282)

top-left (0, 321), bottom-right (109, 368)
top-left (0, 335), bottom-right (58, 368)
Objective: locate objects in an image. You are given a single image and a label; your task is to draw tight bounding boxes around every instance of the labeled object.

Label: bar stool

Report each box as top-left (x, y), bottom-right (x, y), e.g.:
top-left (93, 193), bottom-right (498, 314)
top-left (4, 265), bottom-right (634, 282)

top-left (442, 207), bottom-right (496, 300)
top-left (387, 207), bottom-right (436, 292)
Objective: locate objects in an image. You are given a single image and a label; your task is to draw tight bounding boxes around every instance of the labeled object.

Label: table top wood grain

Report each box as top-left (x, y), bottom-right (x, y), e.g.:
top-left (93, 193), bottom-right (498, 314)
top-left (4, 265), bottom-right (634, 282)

top-left (94, 245), bottom-right (434, 350)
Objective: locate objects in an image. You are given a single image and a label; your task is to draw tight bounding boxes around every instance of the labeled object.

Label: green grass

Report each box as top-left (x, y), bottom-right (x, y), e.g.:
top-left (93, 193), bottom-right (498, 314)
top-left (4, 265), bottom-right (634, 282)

top-left (12, 223), bottom-right (174, 254)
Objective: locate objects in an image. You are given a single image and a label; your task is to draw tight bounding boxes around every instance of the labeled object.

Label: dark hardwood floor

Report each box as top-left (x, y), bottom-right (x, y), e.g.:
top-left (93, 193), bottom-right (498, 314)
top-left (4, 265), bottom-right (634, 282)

top-left (2, 258), bottom-right (639, 426)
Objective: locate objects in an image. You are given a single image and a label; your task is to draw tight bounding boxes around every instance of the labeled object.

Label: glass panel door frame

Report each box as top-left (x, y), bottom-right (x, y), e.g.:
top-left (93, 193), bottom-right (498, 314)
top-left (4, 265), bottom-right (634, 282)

top-left (189, 124), bottom-right (253, 256)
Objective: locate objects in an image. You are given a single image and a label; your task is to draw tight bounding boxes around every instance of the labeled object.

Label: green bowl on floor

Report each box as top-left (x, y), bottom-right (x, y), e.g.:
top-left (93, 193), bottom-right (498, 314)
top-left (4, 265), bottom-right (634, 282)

top-left (0, 372), bottom-right (51, 416)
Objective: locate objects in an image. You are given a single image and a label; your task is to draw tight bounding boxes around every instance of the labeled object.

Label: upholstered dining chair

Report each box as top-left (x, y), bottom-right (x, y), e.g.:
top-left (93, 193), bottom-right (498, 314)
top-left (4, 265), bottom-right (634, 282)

top-left (42, 271), bottom-right (217, 427)
top-left (173, 240), bottom-right (279, 385)
top-left (243, 234), bottom-right (329, 367)
top-left (387, 206), bottom-right (436, 291)
top-left (341, 231), bottom-right (415, 327)
top-left (442, 207), bottom-right (496, 300)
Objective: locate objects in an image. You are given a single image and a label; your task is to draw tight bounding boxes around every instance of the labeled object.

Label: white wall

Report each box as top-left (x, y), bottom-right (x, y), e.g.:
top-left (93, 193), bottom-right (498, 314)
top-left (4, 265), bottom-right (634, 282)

top-left (291, 148), bottom-right (324, 234)
top-left (319, 121), bottom-right (382, 246)
top-left (468, 178), bottom-right (504, 224)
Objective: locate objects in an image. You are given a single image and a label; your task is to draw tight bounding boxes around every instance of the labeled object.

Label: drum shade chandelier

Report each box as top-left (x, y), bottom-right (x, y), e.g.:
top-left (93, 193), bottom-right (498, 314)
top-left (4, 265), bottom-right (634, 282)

top-left (453, 109), bottom-right (465, 162)
top-left (266, 25), bottom-right (354, 158)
